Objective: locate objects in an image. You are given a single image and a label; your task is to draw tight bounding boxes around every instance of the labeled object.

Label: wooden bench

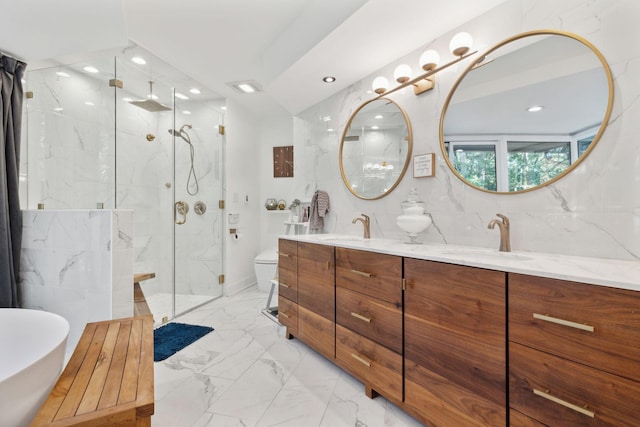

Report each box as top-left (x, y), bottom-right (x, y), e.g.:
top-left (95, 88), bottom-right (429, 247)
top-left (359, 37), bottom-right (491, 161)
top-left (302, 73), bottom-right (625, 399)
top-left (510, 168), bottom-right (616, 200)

top-left (133, 273), bottom-right (156, 317)
top-left (30, 315), bottom-right (155, 427)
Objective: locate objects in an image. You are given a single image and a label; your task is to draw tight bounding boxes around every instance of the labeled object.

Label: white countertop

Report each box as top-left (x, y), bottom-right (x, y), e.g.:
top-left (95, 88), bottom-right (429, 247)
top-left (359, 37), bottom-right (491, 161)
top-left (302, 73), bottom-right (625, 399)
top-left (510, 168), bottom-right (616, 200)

top-left (280, 234), bottom-right (640, 292)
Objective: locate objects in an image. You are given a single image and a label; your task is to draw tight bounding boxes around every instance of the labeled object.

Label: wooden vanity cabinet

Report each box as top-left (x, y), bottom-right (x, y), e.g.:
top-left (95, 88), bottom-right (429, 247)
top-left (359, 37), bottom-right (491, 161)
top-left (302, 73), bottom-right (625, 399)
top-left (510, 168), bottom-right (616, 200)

top-left (335, 247), bottom-right (403, 402)
top-left (404, 258), bottom-right (507, 427)
top-left (297, 242), bottom-right (335, 359)
top-left (277, 239), bottom-right (298, 338)
top-left (509, 273), bottom-right (640, 426)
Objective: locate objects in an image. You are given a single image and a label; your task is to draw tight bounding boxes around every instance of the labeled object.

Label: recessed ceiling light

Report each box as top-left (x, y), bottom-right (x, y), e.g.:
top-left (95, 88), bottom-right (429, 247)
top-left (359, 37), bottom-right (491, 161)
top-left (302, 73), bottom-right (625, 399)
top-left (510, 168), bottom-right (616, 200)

top-left (327, 128), bottom-right (334, 132)
top-left (56, 71), bottom-right (70, 78)
top-left (175, 93), bottom-right (189, 100)
top-left (220, 106), bottom-right (227, 110)
top-left (83, 66), bottom-right (99, 73)
top-left (228, 80), bottom-right (262, 94)
top-left (375, 114), bottom-right (383, 119)
top-left (183, 110), bottom-right (192, 115)
top-left (322, 116), bottom-right (331, 122)
top-left (527, 105), bottom-right (543, 112)
top-left (131, 56), bottom-right (146, 65)
top-left (189, 88), bottom-right (201, 95)
top-left (323, 76), bottom-right (336, 83)
top-left (53, 107), bottom-right (64, 112)
top-left (371, 125), bottom-right (379, 130)
top-left (85, 101), bottom-right (95, 106)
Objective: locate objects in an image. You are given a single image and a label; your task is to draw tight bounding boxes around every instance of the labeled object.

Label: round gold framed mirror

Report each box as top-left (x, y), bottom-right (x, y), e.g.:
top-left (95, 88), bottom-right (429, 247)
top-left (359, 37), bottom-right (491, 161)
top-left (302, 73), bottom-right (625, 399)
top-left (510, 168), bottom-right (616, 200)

top-left (439, 30), bottom-right (614, 193)
top-left (340, 97), bottom-right (413, 200)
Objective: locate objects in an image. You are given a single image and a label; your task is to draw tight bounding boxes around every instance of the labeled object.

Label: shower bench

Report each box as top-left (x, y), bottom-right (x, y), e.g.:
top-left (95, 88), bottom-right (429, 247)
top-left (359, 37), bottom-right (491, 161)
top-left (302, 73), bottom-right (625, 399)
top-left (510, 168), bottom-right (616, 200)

top-left (133, 272), bottom-right (156, 318)
top-left (30, 315), bottom-right (155, 427)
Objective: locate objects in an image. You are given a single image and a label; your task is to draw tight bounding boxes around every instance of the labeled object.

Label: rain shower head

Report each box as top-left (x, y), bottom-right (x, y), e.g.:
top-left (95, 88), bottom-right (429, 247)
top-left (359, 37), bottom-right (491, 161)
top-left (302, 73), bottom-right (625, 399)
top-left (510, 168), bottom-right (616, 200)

top-left (130, 99), bottom-right (171, 112)
top-left (129, 81), bottom-right (171, 112)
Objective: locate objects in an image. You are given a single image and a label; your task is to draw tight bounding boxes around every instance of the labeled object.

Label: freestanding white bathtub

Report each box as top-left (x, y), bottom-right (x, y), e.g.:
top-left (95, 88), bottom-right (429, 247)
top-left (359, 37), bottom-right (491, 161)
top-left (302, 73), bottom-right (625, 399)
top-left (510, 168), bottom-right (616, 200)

top-left (0, 308), bottom-right (69, 427)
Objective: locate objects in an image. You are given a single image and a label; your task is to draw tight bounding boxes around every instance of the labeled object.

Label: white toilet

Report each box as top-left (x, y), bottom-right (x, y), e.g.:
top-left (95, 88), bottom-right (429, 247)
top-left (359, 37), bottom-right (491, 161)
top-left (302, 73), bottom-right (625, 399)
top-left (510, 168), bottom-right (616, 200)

top-left (254, 248), bottom-right (278, 293)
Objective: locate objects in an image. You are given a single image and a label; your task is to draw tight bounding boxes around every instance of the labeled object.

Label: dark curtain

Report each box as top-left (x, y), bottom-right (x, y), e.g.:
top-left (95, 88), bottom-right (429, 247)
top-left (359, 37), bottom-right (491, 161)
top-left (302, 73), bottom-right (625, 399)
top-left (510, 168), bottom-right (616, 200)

top-left (0, 54), bottom-right (26, 308)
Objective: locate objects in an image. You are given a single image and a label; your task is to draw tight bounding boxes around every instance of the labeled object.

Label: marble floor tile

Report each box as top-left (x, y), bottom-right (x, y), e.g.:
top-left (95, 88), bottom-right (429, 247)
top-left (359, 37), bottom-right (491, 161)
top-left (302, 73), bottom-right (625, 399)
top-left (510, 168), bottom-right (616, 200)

top-left (153, 286), bottom-right (424, 427)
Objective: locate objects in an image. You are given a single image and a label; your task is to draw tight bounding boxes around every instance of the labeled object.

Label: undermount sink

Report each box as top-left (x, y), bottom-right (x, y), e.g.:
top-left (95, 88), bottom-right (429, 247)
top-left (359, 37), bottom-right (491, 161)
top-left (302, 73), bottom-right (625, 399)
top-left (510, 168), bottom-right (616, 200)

top-left (441, 247), bottom-right (532, 261)
top-left (316, 234), bottom-right (364, 242)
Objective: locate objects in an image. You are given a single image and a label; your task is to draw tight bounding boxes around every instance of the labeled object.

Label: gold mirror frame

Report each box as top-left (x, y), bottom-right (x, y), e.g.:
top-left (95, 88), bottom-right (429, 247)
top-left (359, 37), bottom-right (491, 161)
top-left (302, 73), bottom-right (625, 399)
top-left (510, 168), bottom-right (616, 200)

top-left (439, 29), bottom-right (614, 194)
top-left (340, 97), bottom-right (413, 200)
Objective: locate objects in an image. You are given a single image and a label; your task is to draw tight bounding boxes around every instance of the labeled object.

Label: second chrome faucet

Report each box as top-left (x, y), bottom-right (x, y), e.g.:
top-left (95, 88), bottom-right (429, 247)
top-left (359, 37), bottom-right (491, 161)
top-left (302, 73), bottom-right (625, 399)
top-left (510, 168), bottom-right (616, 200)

top-left (352, 214), bottom-right (371, 239)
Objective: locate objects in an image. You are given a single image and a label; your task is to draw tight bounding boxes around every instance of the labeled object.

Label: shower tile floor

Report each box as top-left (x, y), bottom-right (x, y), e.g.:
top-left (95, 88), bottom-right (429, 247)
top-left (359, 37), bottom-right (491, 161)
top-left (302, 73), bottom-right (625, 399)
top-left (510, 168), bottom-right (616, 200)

top-left (152, 285), bottom-right (424, 427)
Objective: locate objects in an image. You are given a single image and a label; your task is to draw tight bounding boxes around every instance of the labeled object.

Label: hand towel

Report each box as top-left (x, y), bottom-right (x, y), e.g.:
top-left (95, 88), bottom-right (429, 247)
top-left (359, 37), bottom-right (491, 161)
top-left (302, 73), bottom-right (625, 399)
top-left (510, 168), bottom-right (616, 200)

top-left (309, 190), bottom-right (330, 231)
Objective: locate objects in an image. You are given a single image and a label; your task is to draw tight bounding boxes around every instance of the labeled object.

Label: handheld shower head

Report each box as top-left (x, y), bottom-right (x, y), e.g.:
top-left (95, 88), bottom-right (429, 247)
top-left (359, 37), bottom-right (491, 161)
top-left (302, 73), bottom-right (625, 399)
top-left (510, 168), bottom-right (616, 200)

top-left (168, 126), bottom-right (192, 144)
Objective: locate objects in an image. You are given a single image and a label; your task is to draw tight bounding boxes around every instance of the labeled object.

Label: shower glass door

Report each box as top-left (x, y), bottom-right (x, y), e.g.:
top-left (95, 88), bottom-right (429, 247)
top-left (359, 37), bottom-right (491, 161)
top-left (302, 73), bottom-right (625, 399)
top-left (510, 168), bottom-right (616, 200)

top-left (172, 97), bottom-right (225, 316)
top-left (115, 48), bottom-right (225, 324)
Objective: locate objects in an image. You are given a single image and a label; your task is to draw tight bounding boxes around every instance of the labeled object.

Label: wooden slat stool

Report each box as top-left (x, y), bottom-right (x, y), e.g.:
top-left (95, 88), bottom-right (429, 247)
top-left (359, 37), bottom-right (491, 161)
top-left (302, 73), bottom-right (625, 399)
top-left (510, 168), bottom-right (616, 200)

top-left (30, 315), bottom-right (154, 427)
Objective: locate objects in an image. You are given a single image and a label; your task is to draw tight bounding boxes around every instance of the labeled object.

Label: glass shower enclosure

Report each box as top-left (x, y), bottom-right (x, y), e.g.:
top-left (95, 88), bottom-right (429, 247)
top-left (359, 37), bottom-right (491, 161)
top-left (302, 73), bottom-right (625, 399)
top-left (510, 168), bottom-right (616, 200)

top-left (20, 44), bottom-right (225, 323)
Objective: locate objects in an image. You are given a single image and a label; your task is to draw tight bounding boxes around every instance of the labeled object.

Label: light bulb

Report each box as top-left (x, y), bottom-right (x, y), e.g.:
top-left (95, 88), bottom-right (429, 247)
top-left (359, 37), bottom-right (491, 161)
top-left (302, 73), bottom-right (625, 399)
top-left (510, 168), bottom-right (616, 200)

top-left (372, 76), bottom-right (389, 94)
top-left (419, 50), bottom-right (440, 71)
top-left (393, 64), bottom-right (412, 83)
top-left (450, 32), bottom-right (473, 56)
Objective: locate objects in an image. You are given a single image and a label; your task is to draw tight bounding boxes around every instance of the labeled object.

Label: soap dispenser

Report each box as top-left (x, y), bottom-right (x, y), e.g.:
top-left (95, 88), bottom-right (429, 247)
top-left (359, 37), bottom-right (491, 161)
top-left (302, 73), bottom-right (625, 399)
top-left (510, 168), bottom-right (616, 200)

top-left (396, 187), bottom-right (432, 243)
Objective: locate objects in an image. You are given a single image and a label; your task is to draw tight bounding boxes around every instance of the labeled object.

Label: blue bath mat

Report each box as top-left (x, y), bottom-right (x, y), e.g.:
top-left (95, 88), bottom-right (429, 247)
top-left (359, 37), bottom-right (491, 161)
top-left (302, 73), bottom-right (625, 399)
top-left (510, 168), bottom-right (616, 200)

top-left (154, 322), bottom-right (214, 361)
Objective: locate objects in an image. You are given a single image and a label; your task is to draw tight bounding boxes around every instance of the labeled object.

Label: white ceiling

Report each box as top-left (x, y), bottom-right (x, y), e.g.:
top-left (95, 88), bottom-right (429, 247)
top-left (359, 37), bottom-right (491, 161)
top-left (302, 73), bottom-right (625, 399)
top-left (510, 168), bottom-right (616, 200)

top-left (0, 0), bottom-right (510, 117)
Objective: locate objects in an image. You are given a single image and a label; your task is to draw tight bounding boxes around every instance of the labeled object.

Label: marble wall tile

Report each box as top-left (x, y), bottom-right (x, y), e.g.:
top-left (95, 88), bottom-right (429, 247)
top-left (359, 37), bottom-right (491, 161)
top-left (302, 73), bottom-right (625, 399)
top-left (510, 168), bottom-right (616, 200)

top-left (19, 209), bottom-right (133, 360)
top-left (294, 0), bottom-right (640, 261)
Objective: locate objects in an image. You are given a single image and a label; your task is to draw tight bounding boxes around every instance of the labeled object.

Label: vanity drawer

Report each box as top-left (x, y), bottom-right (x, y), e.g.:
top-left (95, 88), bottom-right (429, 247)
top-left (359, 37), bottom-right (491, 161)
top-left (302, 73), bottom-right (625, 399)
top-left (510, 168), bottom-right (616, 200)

top-left (404, 258), bottom-right (506, 346)
top-left (336, 248), bottom-right (402, 305)
top-left (509, 410), bottom-right (546, 427)
top-left (336, 287), bottom-right (401, 353)
top-left (335, 324), bottom-right (402, 402)
top-left (510, 342), bottom-right (640, 427)
top-left (278, 295), bottom-right (298, 337)
top-left (278, 239), bottom-right (297, 272)
top-left (404, 360), bottom-right (506, 427)
top-left (509, 273), bottom-right (640, 382)
top-left (298, 242), bottom-right (335, 320)
top-left (277, 267), bottom-right (297, 303)
top-left (298, 305), bottom-right (335, 359)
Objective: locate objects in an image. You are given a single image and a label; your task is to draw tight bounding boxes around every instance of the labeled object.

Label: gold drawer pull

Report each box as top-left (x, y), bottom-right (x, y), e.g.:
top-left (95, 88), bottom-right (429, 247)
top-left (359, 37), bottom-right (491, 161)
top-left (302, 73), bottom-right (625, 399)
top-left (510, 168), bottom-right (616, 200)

top-left (351, 312), bottom-right (372, 323)
top-left (533, 388), bottom-right (595, 418)
top-left (279, 312), bottom-right (289, 319)
top-left (279, 282), bottom-right (290, 288)
top-left (351, 353), bottom-right (372, 367)
top-left (350, 269), bottom-right (372, 278)
top-left (533, 313), bottom-right (594, 332)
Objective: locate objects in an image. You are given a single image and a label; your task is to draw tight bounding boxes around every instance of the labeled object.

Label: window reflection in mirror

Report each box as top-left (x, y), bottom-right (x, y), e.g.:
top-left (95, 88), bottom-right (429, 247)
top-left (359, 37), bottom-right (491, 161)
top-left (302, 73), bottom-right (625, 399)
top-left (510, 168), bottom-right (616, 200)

top-left (440, 30), bottom-right (613, 193)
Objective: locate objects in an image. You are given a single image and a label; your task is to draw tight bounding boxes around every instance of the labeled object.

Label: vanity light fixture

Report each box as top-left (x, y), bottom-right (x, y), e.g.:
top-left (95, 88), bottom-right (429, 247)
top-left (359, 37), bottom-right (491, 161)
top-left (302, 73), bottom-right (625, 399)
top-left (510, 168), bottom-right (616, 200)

top-left (322, 76), bottom-right (336, 83)
top-left (371, 31), bottom-right (476, 98)
top-left (372, 76), bottom-right (390, 94)
top-left (450, 32), bottom-right (474, 56)
top-left (394, 64), bottom-right (412, 83)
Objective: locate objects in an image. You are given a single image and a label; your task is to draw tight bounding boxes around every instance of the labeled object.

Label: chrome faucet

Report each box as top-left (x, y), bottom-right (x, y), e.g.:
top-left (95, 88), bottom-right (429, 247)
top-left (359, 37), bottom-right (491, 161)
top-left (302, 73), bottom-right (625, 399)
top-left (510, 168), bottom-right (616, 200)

top-left (352, 214), bottom-right (371, 239)
top-left (487, 213), bottom-right (511, 252)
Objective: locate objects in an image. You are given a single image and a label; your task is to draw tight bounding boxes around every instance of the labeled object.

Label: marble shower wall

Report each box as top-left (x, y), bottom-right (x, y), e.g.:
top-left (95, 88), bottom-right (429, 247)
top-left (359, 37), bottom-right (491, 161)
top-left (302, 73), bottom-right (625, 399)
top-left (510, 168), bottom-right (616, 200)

top-left (21, 52), bottom-right (225, 311)
top-left (20, 209), bottom-right (133, 361)
top-left (294, 0), bottom-right (640, 261)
